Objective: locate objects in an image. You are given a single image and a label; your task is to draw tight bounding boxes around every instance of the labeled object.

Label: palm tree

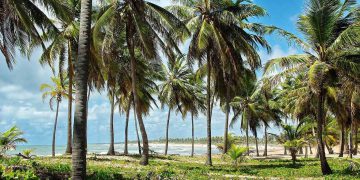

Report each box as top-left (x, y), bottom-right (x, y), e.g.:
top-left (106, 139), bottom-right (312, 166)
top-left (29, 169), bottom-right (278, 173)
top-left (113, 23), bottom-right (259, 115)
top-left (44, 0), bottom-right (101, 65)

top-left (227, 145), bottom-right (248, 166)
top-left (169, 0), bottom-right (267, 164)
top-left (271, 123), bottom-right (309, 165)
top-left (159, 56), bottom-right (194, 155)
top-left (0, 126), bottom-right (27, 156)
top-left (95, 0), bottom-right (188, 165)
top-left (181, 72), bottom-right (206, 157)
top-left (0, 0), bottom-right (67, 69)
top-left (229, 71), bottom-right (257, 154)
top-left (326, 86), bottom-right (351, 157)
top-left (41, 76), bottom-right (70, 157)
top-left (39, 0), bottom-right (79, 155)
top-left (117, 92), bottom-right (132, 155)
top-left (107, 89), bottom-right (116, 155)
top-left (264, 0), bottom-right (360, 174)
top-left (168, 0), bottom-right (297, 163)
top-left (256, 79), bottom-right (282, 156)
top-left (72, 0), bottom-right (92, 178)
top-left (42, 0), bottom-right (108, 154)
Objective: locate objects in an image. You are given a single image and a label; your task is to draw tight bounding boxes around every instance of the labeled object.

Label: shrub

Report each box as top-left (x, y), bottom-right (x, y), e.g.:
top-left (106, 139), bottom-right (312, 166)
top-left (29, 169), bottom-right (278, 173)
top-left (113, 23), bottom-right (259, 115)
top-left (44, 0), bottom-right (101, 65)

top-left (22, 149), bottom-right (34, 158)
top-left (227, 145), bottom-right (248, 166)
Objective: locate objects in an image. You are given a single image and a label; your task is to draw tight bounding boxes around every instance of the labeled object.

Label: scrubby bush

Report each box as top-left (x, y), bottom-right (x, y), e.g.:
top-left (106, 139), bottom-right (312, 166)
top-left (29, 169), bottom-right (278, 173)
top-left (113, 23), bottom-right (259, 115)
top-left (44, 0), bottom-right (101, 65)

top-left (227, 145), bottom-right (248, 166)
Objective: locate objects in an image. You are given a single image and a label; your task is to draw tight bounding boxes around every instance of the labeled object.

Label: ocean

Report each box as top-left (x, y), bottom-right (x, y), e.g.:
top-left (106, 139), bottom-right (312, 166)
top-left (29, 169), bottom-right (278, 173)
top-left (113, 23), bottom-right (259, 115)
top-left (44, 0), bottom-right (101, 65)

top-left (9, 143), bottom-right (221, 156)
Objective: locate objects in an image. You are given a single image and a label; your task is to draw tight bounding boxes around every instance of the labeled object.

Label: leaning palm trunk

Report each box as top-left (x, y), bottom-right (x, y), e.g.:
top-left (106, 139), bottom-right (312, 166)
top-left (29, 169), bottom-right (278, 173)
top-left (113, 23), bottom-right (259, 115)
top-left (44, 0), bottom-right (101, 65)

top-left (205, 51), bottom-right (212, 166)
top-left (128, 36), bottom-right (148, 165)
top-left (72, 0), bottom-right (92, 178)
top-left (107, 92), bottom-right (115, 155)
top-left (191, 112), bottom-right (195, 157)
top-left (65, 41), bottom-right (74, 155)
top-left (134, 106), bottom-right (141, 155)
top-left (354, 124), bottom-right (358, 155)
top-left (124, 100), bottom-right (131, 155)
top-left (263, 126), bottom-right (268, 156)
top-left (165, 108), bottom-right (171, 155)
top-left (245, 121), bottom-right (249, 155)
top-left (349, 102), bottom-right (355, 158)
top-left (325, 141), bottom-right (333, 154)
top-left (223, 86), bottom-right (230, 154)
top-left (316, 89), bottom-right (332, 175)
top-left (52, 100), bottom-right (60, 157)
top-left (339, 122), bottom-right (345, 157)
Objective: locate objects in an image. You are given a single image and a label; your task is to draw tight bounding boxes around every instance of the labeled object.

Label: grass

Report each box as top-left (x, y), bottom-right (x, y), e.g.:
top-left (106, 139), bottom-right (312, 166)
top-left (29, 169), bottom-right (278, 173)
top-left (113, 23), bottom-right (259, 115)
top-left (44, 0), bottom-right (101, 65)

top-left (0, 154), bottom-right (359, 179)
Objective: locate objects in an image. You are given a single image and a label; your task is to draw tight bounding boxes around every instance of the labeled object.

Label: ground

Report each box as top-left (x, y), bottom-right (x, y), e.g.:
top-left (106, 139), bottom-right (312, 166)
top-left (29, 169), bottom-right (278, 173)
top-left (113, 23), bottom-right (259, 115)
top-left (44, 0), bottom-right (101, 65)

top-left (1, 154), bottom-right (360, 179)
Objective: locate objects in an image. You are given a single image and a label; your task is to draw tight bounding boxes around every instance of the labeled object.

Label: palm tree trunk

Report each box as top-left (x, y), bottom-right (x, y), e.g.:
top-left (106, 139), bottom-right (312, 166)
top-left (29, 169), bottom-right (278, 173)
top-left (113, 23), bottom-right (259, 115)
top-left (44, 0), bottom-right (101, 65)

top-left (315, 146), bottom-right (320, 158)
top-left (339, 122), bottom-right (345, 157)
top-left (210, 90), bottom-right (215, 116)
top-left (65, 41), bottom-right (74, 155)
top-left (124, 99), bottom-right (131, 155)
top-left (165, 108), bottom-right (171, 155)
top-left (205, 50), bottom-right (212, 166)
top-left (354, 124), bottom-right (358, 155)
top-left (290, 149), bottom-right (296, 165)
top-left (223, 86), bottom-right (230, 154)
top-left (299, 147), bottom-right (303, 154)
top-left (305, 146), bottom-right (308, 158)
top-left (309, 143), bottom-right (313, 154)
top-left (135, 110), bottom-right (149, 165)
top-left (349, 102), bottom-right (355, 158)
top-left (134, 103), bottom-right (141, 155)
top-left (325, 141), bottom-right (333, 154)
top-left (107, 91), bottom-right (115, 155)
top-left (316, 89), bottom-right (332, 175)
top-left (263, 126), bottom-right (268, 156)
top-left (72, 0), bottom-right (92, 178)
top-left (191, 112), bottom-right (195, 157)
top-left (246, 122), bottom-right (249, 155)
top-left (52, 100), bottom-right (60, 157)
top-left (128, 34), bottom-right (148, 165)
top-left (255, 131), bottom-right (259, 157)
top-left (284, 117), bottom-right (287, 155)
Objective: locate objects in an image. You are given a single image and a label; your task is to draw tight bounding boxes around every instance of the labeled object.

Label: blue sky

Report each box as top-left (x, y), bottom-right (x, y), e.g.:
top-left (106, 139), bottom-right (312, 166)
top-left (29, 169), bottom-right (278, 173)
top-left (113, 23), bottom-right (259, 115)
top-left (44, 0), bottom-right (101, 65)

top-left (0, 0), bottom-right (308, 145)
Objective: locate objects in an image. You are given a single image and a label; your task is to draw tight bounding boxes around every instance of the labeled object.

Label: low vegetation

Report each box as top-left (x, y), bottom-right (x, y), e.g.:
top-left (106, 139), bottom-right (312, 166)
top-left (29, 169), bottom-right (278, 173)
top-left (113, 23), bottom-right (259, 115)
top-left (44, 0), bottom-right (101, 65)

top-left (1, 155), bottom-right (360, 179)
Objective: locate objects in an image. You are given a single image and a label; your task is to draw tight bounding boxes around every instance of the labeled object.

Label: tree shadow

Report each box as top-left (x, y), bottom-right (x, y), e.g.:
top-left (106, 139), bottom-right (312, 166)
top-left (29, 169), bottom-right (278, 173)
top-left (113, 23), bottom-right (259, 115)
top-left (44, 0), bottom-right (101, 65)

top-left (207, 163), bottom-right (305, 176)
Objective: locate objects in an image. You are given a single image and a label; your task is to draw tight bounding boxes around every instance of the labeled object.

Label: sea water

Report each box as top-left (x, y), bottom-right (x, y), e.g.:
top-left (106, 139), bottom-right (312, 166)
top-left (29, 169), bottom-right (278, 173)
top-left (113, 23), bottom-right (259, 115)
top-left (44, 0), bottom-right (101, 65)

top-left (9, 143), bottom-right (221, 156)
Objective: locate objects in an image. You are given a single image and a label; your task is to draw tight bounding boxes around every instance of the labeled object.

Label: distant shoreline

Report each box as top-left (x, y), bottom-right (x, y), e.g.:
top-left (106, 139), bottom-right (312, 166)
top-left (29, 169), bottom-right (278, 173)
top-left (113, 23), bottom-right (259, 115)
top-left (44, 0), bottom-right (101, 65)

top-left (20, 136), bottom-right (277, 146)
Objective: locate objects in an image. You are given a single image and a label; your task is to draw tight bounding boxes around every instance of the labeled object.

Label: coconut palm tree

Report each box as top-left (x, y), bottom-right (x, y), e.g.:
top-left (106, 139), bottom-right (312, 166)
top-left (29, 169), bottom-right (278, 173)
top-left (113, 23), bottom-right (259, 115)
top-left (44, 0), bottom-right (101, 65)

top-left (271, 123), bottom-right (309, 165)
top-left (94, 0), bottom-right (188, 165)
top-left (181, 72), bottom-right (206, 157)
top-left (42, 0), bottom-right (109, 154)
top-left (0, 126), bottom-right (27, 156)
top-left (169, 0), bottom-right (267, 164)
top-left (39, 0), bottom-right (79, 155)
top-left (264, 0), bottom-right (360, 174)
top-left (0, 0), bottom-right (68, 69)
top-left (168, 0), bottom-right (300, 163)
top-left (256, 79), bottom-right (282, 156)
top-left (72, 0), bottom-right (92, 178)
top-left (117, 92), bottom-right (132, 155)
top-left (40, 75), bottom-right (70, 157)
top-left (159, 56), bottom-right (194, 155)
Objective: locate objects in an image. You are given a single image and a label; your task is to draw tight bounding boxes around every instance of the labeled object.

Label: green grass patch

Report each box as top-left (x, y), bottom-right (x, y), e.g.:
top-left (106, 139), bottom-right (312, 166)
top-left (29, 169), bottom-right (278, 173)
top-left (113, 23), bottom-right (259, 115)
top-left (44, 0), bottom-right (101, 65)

top-left (0, 155), bottom-right (359, 179)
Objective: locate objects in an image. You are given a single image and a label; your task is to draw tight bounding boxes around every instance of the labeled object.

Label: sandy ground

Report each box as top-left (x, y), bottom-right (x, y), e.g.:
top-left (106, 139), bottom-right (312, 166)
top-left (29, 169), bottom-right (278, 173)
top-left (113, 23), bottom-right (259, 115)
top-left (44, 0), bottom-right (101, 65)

top-left (112, 143), bottom-right (360, 159)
